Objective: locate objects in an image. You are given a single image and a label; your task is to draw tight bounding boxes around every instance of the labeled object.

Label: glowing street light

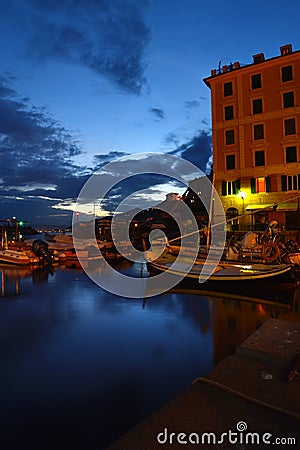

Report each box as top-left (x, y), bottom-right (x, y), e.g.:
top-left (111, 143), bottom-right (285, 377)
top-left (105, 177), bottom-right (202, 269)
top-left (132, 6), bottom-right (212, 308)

top-left (239, 191), bottom-right (246, 215)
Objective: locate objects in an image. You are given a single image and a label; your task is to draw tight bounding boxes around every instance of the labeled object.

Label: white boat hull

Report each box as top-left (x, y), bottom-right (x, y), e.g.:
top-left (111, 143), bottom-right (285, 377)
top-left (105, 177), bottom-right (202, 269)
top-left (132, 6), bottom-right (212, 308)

top-left (149, 259), bottom-right (292, 282)
top-left (0, 250), bottom-right (31, 266)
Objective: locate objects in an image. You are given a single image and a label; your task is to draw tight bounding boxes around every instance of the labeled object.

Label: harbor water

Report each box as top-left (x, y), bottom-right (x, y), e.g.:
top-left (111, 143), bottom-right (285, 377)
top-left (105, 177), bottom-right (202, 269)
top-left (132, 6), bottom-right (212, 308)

top-left (1, 260), bottom-right (300, 449)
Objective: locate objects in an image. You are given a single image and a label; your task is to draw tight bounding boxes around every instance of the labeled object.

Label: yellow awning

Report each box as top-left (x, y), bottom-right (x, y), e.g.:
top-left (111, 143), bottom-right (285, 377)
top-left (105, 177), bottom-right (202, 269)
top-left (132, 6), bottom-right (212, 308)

top-left (245, 204), bottom-right (273, 211)
top-left (276, 203), bottom-right (299, 211)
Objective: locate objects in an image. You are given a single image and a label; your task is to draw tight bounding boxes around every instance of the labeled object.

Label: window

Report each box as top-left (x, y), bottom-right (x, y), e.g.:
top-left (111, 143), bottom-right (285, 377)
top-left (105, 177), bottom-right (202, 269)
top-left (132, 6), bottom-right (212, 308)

top-left (225, 129), bottom-right (235, 145)
top-left (256, 177), bottom-right (266, 192)
top-left (250, 177), bottom-right (270, 193)
top-left (251, 74), bottom-right (261, 89)
top-left (286, 146), bottom-right (297, 163)
top-left (221, 180), bottom-right (240, 196)
top-left (252, 99), bottom-right (263, 114)
top-left (281, 174), bottom-right (300, 191)
top-left (224, 105), bottom-right (234, 120)
top-left (254, 124), bottom-right (264, 140)
top-left (255, 150), bottom-right (265, 166)
top-left (224, 82), bottom-right (233, 97)
top-left (281, 65), bottom-right (293, 82)
top-left (283, 92), bottom-right (294, 108)
top-left (228, 317), bottom-right (237, 331)
top-left (284, 118), bottom-right (296, 135)
top-left (226, 154), bottom-right (235, 170)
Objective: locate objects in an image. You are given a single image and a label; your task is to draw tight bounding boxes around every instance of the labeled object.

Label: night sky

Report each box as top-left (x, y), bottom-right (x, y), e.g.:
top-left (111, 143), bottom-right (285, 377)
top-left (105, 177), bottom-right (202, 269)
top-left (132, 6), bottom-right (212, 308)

top-left (1, 0), bottom-right (300, 226)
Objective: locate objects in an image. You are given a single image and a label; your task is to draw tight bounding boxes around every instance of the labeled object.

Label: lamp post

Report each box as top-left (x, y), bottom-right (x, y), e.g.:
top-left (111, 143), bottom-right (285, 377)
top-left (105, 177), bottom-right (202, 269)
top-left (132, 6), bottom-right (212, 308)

top-left (239, 191), bottom-right (246, 215)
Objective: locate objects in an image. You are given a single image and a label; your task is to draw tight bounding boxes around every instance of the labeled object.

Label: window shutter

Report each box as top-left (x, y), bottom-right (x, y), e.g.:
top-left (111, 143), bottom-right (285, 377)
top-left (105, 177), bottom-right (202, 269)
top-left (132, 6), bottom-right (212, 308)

top-left (281, 175), bottom-right (287, 191)
top-left (266, 176), bottom-right (271, 192)
top-left (232, 181), bottom-right (236, 195)
top-left (221, 181), bottom-right (227, 196)
top-left (250, 178), bottom-right (256, 194)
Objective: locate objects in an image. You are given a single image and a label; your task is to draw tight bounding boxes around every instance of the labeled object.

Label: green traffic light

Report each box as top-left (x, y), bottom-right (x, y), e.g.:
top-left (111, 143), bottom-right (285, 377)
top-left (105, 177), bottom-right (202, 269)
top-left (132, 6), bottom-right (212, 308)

top-left (18, 221), bottom-right (24, 226)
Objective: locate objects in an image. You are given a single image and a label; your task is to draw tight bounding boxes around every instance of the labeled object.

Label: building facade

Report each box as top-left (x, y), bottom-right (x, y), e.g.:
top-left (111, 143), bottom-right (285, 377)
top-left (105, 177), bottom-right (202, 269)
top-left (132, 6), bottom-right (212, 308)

top-left (204, 44), bottom-right (300, 231)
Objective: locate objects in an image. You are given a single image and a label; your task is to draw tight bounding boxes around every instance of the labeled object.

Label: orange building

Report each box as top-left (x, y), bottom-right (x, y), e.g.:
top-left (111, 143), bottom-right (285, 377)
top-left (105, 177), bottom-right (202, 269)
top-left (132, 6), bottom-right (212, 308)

top-left (204, 44), bottom-right (300, 231)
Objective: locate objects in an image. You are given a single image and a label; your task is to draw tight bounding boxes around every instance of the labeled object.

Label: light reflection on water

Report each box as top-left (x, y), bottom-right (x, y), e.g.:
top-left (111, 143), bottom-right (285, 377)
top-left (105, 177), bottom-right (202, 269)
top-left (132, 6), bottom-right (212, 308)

top-left (0, 262), bottom-right (300, 449)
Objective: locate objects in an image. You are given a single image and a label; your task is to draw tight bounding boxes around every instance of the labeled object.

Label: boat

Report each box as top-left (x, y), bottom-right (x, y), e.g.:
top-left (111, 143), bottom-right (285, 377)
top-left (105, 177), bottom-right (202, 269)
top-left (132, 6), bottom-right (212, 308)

top-left (146, 244), bottom-right (298, 294)
top-left (51, 234), bottom-right (74, 245)
top-left (148, 256), bottom-right (293, 281)
top-left (0, 249), bottom-right (32, 266)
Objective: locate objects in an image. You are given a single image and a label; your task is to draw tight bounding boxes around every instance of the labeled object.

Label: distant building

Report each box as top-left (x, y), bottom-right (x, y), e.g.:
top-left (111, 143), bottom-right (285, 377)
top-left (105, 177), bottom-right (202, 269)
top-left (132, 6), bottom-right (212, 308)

top-left (203, 44), bottom-right (300, 231)
top-left (165, 192), bottom-right (181, 201)
top-left (182, 178), bottom-right (209, 225)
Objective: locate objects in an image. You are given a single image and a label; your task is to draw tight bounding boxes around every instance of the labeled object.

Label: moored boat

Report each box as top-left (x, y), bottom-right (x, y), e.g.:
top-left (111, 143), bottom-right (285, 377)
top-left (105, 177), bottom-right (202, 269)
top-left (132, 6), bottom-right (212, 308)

top-left (148, 255), bottom-right (294, 282)
top-left (146, 245), bottom-right (298, 295)
top-left (0, 249), bottom-right (32, 266)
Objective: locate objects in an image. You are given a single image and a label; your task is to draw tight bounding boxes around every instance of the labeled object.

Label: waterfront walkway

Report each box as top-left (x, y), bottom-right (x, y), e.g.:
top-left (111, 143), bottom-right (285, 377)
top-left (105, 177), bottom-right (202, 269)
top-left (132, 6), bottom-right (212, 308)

top-left (107, 319), bottom-right (300, 449)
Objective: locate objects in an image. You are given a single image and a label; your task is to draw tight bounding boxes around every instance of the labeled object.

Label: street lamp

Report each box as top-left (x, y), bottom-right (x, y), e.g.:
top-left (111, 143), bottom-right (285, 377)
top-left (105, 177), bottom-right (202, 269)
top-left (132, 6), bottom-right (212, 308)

top-left (239, 191), bottom-right (246, 215)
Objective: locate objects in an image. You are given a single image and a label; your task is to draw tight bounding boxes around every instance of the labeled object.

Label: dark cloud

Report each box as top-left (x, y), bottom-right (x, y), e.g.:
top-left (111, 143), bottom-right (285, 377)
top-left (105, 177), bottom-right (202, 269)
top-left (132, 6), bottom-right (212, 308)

top-left (185, 98), bottom-right (206, 110)
top-left (98, 173), bottom-right (184, 214)
top-left (13, 0), bottom-right (151, 94)
top-left (184, 100), bottom-right (200, 109)
top-left (79, 153), bottom-right (200, 215)
top-left (150, 107), bottom-right (165, 121)
top-left (168, 130), bottom-right (212, 174)
top-left (184, 99), bottom-right (208, 119)
top-left (0, 75), bottom-right (88, 224)
top-left (93, 151), bottom-right (129, 170)
top-left (164, 131), bottom-right (180, 147)
top-left (0, 86), bottom-right (17, 98)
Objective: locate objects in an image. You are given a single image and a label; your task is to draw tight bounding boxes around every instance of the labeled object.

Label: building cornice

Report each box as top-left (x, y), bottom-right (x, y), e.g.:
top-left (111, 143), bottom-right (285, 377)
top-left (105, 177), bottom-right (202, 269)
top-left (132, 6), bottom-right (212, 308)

top-left (203, 47), bottom-right (300, 88)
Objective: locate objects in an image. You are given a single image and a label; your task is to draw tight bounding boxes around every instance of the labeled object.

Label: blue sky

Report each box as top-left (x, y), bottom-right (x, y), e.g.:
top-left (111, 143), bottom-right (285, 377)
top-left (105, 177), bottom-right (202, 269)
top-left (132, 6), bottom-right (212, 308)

top-left (1, 0), bottom-right (300, 226)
